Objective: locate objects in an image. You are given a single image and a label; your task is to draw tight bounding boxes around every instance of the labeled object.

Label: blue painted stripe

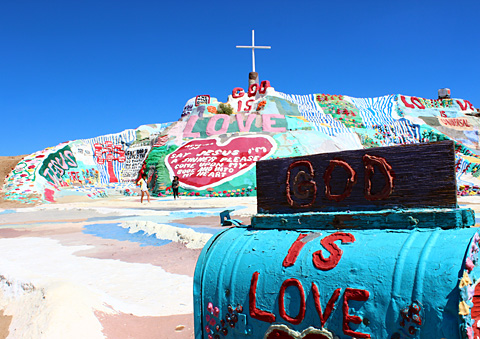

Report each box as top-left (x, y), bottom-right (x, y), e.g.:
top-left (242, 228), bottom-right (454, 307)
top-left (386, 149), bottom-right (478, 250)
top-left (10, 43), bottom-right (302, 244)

top-left (348, 95), bottom-right (396, 127)
top-left (277, 92), bottom-right (351, 135)
top-left (83, 223), bottom-right (172, 247)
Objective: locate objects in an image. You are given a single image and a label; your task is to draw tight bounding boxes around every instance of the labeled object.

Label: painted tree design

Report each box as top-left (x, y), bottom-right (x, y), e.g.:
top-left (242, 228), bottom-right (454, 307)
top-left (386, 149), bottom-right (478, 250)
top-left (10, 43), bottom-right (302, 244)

top-left (94, 141), bottom-right (125, 183)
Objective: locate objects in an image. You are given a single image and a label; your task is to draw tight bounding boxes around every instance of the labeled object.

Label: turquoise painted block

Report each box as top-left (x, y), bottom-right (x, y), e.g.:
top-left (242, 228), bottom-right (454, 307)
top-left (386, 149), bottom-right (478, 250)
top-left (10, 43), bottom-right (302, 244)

top-left (194, 209), bottom-right (480, 338)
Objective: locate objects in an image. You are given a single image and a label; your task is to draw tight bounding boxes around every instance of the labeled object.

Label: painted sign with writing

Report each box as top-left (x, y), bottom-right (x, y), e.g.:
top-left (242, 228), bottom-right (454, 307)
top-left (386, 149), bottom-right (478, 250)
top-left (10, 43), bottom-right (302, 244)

top-left (39, 145), bottom-right (78, 184)
top-left (248, 229), bottom-right (370, 338)
top-left (230, 80), bottom-right (271, 112)
top-left (398, 95), bottom-right (476, 117)
top-left (257, 141), bottom-right (457, 213)
top-left (438, 117), bottom-right (474, 130)
top-left (165, 136), bottom-right (276, 189)
top-left (195, 220), bottom-right (477, 338)
top-left (195, 95), bottom-right (211, 106)
top-left (194, 141), bottom-right (477, 338)
top-left (183, 113), bottom-right (287, 139)
top-left (120, 146), bottom-right (150, 182)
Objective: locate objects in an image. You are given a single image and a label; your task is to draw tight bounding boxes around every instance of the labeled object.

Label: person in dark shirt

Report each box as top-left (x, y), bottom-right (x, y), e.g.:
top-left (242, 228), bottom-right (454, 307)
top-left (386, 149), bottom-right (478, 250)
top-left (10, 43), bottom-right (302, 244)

top-left (172, 176), bottom-right (180, 200)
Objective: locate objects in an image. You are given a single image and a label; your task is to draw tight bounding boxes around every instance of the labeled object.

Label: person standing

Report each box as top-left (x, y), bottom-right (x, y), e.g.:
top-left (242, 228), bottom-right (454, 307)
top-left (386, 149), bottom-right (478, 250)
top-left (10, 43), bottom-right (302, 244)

top-left (137, 174), bottom-right (151, 204)
top-left (172, 176), bottom-right (180, 200)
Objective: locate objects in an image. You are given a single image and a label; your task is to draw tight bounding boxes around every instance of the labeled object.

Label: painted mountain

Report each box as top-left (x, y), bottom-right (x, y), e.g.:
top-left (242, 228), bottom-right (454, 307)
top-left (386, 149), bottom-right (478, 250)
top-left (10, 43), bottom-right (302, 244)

top-left (3, 81), bottom-right (480, 204)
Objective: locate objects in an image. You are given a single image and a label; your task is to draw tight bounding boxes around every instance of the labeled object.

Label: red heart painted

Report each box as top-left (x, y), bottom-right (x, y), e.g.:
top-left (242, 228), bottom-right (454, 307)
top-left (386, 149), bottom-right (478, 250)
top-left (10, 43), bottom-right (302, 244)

top-left (265, 325), bottom-right (333, 339)
top-left (165, 136), bottom-right (276, 190)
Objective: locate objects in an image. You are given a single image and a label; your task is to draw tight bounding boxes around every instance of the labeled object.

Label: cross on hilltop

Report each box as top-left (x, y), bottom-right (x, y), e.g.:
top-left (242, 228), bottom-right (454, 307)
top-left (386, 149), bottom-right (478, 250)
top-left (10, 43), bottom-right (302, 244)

top-left (236, 30), bottom-right (271, 73)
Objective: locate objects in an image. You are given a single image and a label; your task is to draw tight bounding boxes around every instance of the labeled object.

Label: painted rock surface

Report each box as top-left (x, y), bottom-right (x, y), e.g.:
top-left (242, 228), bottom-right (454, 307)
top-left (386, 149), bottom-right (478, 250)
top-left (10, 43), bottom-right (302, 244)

top-left (3, 82), bottom-right (480, 204)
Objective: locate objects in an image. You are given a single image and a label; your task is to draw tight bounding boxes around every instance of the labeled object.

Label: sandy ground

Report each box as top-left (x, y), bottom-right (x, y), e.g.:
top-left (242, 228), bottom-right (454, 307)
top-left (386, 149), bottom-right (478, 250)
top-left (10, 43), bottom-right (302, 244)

top-left (0, 195), bottom-right (478, 339)
top-left (0, 195), bottom-right (256, 339)
top-left (1, 151), bottom-right (480, 338)
top-left (0, 155), bottom-right (259, 338)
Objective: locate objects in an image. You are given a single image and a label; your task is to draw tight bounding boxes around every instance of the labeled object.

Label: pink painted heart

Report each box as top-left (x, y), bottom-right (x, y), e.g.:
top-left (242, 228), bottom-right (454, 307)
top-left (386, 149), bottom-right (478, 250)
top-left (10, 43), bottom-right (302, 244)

top-left (165, 136), bottom-right (276, 189)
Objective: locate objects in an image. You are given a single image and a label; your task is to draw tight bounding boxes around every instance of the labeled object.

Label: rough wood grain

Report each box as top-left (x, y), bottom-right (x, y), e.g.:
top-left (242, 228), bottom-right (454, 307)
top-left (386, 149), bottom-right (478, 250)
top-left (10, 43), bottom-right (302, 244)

top-left (257, 141), bottom-right (456, 214)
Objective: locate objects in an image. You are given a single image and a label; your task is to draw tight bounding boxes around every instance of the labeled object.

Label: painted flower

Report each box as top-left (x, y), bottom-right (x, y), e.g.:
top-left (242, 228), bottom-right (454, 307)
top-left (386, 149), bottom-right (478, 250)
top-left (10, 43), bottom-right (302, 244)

top-left (207, 302), bottom-right (214, 314)
top-left (256, 100), bottom-right (267, 111)
top-left (207, 106), bottom-right (217, 114)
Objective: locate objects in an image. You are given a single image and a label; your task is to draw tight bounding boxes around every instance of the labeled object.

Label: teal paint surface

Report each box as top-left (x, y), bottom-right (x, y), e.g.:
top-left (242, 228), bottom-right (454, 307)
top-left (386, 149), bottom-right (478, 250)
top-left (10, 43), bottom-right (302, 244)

top-left (252, 208), bottom-right (475, 230)
top-left (284, 115), bottom-right (313, 131)
top-left (194, 210), bottom-right (478, 338)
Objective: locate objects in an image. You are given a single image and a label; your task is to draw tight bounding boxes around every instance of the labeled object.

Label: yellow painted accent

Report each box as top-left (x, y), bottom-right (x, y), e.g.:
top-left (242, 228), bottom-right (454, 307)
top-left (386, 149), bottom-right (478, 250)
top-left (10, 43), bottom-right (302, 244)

top-left (459, 270), bottom-right (472, 288)
top-left (459, 301), bottom-right (470, 316)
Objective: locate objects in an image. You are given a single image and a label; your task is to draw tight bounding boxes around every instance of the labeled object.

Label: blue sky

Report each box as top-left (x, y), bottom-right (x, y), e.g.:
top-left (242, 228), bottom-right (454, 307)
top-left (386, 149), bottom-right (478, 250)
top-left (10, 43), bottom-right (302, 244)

top-left (1, 0), bottom-right (479, 156)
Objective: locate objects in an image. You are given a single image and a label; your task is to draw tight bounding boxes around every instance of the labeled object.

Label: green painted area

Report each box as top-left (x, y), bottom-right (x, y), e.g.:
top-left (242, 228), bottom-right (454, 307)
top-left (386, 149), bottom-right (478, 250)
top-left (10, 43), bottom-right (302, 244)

top-left (39, 145), bottom-right (78, 183)
top-left (145, 144), bottom-right (179, 194)
top-left (315, 94), bottom-right (364, 129)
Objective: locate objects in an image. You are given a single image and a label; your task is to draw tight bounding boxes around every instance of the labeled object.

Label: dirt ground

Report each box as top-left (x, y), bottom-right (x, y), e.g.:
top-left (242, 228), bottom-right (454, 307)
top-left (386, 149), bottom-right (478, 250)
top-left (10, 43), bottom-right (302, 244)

top-left (0, 155), bottom-right (25, 336)
top-left (0, 156), bottom-right (24, 182)
top-left (0, 155), bottom-right (31, 209)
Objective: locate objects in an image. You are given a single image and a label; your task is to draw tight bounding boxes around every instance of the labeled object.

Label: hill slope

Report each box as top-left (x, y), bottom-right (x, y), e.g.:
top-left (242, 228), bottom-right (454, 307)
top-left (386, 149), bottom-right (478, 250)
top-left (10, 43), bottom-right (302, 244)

top-left (3, 83), bottom-right (480, 204)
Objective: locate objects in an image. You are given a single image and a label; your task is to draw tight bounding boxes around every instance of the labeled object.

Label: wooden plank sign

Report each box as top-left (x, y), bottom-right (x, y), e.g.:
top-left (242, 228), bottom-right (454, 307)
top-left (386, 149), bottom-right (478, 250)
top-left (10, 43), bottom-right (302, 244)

top-left (256, 141), bottom-right (457, 214)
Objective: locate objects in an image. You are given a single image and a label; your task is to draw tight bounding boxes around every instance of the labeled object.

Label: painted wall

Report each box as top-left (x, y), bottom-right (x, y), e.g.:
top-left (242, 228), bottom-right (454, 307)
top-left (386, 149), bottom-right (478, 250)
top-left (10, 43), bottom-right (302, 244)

top-left (3, 123), bottom-right (171, 203)
top-left (3, 82), bottom-right (480, 203)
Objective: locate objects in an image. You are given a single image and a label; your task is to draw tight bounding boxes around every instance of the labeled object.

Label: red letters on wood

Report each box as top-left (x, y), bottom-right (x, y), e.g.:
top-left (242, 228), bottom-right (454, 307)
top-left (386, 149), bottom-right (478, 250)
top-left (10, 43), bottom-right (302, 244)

top-left (286, 155), bottom-right (395, 207)
top-left (286, 160), bottom-right (317, 208)
top-left (323, 159), bottom-right (357, 202)
top-left (363, 154), bottom-right (395, 201)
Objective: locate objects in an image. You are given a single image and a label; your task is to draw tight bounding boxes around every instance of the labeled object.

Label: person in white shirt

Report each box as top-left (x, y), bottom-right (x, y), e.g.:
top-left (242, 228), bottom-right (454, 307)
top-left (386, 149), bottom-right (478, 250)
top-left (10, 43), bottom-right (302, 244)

top-left (137, 174), bottom-right (151, 204)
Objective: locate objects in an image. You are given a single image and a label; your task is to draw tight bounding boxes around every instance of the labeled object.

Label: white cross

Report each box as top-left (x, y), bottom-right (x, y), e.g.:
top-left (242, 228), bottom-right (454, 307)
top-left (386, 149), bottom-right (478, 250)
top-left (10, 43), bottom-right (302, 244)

top-left (236, 30), bottom-right (271, 73)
